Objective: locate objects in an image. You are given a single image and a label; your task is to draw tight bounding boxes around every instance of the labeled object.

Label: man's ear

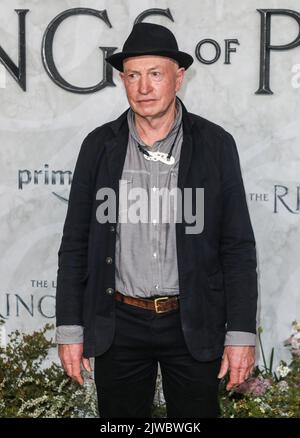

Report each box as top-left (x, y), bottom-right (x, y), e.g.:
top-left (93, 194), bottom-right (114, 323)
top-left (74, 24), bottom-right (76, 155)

top-left (175, 67), bottom-right (185, 92)
top-left (119, 72), bottom-right (124, 83)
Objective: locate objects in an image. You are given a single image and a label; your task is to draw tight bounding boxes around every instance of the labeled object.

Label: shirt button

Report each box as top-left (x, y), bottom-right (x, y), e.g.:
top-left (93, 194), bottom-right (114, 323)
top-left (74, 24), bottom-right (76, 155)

top-left (155, 285), bottom-right (159, 290)
top-left (152, 187), bottom-right (157, 192)
top-left (105, 256), bottom-right (113, 264)
top-left (106, 288), bottom-right (115, 295)
top-left (152, 219), bottom-right (157, 224)
top-left (153, 252), bottom-right (157, 258)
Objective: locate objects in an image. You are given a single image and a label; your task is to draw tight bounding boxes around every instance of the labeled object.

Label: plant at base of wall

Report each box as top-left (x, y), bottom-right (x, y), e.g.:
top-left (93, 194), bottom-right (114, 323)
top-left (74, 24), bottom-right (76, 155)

top-left (0, 321), bottom-right (98, 418)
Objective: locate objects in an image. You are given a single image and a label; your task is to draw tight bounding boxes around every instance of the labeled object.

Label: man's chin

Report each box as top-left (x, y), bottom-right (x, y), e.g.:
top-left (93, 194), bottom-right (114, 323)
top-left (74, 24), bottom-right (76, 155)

top-left (133, 107), bottom-right (160, 118)
top-left (132, 99), bottom-right (159, 111)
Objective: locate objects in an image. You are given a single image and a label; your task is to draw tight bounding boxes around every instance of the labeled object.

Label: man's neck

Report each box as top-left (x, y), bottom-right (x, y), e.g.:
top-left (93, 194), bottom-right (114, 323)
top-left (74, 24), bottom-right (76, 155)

top-left (134, 99), bottom-right (177, 147)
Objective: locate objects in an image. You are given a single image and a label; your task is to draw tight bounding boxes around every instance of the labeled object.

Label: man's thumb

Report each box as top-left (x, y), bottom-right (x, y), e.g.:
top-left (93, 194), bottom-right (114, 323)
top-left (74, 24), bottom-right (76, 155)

top-left (82, 357), bottom-right (92, 372)
top-left (218, 353), bottom-right (229, 379)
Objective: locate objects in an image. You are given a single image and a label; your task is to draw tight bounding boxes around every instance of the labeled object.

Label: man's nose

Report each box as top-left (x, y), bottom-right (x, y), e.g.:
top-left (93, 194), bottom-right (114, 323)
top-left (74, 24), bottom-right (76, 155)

top-left (138, 75), bottom-right (152, 94)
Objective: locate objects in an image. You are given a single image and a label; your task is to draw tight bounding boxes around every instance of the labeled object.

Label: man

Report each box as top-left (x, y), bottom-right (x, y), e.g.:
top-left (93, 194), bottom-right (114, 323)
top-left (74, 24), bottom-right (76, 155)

top-left (56, 22), bottom-right (258, 418)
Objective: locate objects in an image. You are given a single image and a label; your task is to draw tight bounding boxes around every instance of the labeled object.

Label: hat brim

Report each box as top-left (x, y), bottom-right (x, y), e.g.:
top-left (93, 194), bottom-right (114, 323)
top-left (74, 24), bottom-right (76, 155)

top-left (105, 49), bottom-right (194, 72)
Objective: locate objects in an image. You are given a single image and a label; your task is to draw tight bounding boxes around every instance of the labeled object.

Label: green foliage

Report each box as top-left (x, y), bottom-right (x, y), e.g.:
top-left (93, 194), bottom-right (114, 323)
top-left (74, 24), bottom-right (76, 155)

top-left (1, 320), bottom-right (299, 418)
top-left (257, 326), bottom-right (276, 379)
top-left (0, 323), bottom-right (98, 418)
top-left (151, 371), bottom-right (167, 418)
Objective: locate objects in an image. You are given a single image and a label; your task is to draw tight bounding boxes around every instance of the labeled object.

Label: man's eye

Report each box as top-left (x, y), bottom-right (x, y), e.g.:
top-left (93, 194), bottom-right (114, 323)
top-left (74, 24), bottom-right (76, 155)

top-left (152, 72), bottom-right (160, 77)
top-left (126, 73), bottom-right (137, 80)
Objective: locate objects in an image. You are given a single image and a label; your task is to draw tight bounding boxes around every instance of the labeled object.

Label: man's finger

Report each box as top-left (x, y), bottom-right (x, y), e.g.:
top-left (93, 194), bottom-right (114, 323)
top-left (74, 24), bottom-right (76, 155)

top-left (82, 357), bottom-right (92, 372)
top-left (249, 365), bottom-right (255, 376)
top-left (241, 369), bottom-right (250, 382)
top-left (72, 373), bottom-right (84, 385)
top-left (226, 369), bottom-right (239, 390)
top-left (239, 361), bottom-right (254, 384)
top-left (245, 370), bottom-right (251, 381)
top-left (238, 368), bottom-right (248, 385)
top-left (72, 363), bottom-right (84, 385)
top-left (63, 362), bottom-right (73, 378)
top-left (62, 357), bottom-right (83, 385)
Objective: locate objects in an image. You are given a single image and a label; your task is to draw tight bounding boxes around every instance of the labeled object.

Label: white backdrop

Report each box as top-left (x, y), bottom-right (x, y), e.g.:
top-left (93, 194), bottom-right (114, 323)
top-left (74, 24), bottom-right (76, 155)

top-left (0, 0), bottom-right (299, 368)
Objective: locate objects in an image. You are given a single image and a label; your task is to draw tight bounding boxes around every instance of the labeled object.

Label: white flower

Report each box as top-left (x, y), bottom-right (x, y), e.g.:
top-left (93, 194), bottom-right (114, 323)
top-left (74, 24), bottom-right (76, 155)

top-left (278, 380), bottom-right (289, 392)
top-left (292, 321), bottom-right (300, 332)
top-left (276, 364), bottom-right (291, 378)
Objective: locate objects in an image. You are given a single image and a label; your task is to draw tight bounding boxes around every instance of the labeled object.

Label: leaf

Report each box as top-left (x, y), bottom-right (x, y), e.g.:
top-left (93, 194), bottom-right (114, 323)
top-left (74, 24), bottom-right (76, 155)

top-left (269, 347), bottom-right (274, 374)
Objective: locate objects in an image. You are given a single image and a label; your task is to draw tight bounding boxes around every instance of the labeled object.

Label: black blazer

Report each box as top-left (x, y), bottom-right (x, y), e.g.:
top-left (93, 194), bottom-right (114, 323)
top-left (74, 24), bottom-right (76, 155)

top-left (56, 98), bottom-right (258, 361)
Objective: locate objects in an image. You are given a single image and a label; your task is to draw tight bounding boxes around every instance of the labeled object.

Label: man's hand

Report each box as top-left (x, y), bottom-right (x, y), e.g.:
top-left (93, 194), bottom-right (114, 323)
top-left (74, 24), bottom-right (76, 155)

top-left (58, 344), bottom-right (92, 385)
top-left (218, 346), bottom-right (255, 390)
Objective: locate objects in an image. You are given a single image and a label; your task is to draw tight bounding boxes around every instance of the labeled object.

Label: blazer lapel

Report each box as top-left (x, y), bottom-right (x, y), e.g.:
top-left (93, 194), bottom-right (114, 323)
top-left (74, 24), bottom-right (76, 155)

top-left (177, 97), bottom-right (194, 191)
top-left (176, 98), bottom-right (206, 281)
top-left (177, 97), bottom-right (206, 190)
top-left (105, 110), bottom-right (129, 222)
top-left (105, 129), bottom-right (128, 189)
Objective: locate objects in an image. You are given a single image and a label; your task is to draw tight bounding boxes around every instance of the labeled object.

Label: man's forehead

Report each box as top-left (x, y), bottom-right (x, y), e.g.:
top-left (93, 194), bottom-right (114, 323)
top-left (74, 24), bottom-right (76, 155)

top-left (123, 55), bottom-right (178, 72)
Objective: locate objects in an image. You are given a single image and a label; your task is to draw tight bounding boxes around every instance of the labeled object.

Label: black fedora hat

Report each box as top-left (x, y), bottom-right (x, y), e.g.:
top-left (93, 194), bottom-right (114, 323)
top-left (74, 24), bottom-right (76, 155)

top-left (105, 22), bottom-right (194, 72)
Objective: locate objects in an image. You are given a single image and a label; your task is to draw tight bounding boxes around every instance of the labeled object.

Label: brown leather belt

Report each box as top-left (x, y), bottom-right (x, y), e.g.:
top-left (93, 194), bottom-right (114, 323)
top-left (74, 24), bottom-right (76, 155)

top-left (115, 290), bottom-right (179, 313)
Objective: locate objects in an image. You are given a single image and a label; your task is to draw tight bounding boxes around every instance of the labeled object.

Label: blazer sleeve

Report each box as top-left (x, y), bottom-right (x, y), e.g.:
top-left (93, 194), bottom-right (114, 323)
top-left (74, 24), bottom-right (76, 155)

top-left (219, 131), bottom-right (258, 334)
top-left (56, 134), bottom-right (93, 326)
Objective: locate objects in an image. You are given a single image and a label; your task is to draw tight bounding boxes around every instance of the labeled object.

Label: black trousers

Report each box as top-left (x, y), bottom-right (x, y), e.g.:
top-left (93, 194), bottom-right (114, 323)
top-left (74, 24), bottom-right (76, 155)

top-left (94, 298), bottom-right (222, 418)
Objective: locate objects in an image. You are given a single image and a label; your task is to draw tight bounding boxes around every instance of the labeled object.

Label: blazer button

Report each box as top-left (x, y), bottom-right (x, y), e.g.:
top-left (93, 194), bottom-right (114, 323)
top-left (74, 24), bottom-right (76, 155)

top-left (109, 225), bottom-right (115, 232)
top-left (105, 256), bottom-right (113, 264)
top-left (106, 288), bottom-right (115, 295)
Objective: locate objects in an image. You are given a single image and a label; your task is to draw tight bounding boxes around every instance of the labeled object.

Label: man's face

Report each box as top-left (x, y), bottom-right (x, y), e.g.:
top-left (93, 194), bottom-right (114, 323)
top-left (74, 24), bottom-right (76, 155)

top-left (119, 55), bottom-right (185, 118)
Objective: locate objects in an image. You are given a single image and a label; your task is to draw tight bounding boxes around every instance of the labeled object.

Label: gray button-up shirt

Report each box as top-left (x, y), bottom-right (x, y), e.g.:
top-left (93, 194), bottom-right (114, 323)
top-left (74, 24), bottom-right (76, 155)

top-left (115, 97), bottom-right (183, 298)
